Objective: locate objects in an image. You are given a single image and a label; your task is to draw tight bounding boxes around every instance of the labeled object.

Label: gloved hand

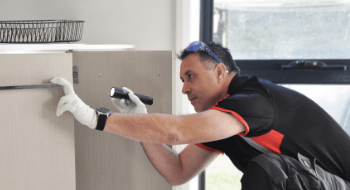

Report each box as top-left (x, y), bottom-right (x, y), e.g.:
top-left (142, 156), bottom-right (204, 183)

top-left (111, 87), bottom-right (147, 114)
top-left (51, 77), bottom-right (97, 129)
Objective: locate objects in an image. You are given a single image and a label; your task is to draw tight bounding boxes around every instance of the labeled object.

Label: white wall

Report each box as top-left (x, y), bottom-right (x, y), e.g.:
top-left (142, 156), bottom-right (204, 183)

top-left (0, 0), bottom-right (176, 51)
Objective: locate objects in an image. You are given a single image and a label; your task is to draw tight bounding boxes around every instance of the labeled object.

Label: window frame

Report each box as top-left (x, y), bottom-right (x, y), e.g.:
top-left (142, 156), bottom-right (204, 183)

top-left (237, 59), bottom-right (350, 84)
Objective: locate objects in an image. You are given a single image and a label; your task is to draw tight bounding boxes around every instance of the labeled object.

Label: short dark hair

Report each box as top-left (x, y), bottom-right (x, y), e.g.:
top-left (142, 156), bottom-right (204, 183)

top-left (177, 41), bottom-right (240, 74)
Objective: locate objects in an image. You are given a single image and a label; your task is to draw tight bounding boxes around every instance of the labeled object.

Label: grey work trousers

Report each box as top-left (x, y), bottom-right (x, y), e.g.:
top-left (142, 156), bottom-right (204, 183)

top-left (241, 153), bottom-right (350, 190)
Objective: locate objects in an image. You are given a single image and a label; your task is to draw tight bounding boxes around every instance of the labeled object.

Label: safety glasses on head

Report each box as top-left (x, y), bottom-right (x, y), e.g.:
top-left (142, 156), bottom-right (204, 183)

top-left (185, 41), bottom-right (222, 64)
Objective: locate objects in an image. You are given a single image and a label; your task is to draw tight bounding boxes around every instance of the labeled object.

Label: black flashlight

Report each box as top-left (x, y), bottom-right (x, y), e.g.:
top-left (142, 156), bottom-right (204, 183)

top-left (110, 87), bottom-right (154, 105)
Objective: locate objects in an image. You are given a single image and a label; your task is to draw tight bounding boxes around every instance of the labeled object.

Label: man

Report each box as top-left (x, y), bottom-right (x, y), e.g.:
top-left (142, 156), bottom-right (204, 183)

top-left (51, 41), bottom-right (350, 189)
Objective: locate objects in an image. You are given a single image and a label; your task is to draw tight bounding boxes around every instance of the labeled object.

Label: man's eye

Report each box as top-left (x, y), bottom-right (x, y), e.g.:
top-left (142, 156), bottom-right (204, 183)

top-left (188, 74), bottom-right (193, 79)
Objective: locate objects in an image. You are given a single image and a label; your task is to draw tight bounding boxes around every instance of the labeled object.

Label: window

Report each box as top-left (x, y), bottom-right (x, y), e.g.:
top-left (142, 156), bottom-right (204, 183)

top-left (213, 0), bottom-right (350, 59)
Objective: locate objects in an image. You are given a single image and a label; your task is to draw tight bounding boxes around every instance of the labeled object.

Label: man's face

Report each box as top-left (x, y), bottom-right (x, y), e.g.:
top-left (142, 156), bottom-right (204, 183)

top-left (180, 54), bottom-right (220, 112)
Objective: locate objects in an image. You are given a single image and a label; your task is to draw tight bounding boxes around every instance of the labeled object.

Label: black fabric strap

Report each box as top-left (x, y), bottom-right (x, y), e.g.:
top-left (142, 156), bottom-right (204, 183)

top-left (96, 112), bottom-right (107, 131)
top-left (250, 153), bottom-right (288, 184)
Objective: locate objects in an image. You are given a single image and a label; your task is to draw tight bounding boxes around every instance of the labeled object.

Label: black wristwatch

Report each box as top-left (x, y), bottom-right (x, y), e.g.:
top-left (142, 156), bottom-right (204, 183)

top-left (95, 107), bottom-right (112, 131)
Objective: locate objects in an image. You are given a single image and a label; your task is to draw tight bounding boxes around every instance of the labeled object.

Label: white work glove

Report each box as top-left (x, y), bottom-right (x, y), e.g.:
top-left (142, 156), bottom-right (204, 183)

top-left (51, 77), bottom-right (97, 129)
top-left (111, 87), bottom-right (147, 114)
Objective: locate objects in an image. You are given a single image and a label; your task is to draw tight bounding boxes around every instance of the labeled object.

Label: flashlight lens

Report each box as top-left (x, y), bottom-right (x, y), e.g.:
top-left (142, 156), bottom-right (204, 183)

top-left (110, 88), bottom-right (115, 96)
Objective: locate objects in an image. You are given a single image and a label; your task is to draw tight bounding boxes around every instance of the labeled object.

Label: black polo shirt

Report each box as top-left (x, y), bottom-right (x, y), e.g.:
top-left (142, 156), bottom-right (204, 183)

top-left (196, 74), bottom-right (350, 181)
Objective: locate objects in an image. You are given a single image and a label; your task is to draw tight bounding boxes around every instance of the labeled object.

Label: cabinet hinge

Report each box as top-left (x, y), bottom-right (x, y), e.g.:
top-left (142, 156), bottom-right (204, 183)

top-left (73, 66), bottom-right (78, 84)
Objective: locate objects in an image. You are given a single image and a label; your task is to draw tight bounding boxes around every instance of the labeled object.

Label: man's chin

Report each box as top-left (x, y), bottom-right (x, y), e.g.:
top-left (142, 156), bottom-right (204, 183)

top-left (192, 104), bottom-right (201, 112)
top-left (193, 104), bottom-right (213, 112)
top-left (192, 101), bottom-right (210, 112)
top-left (193, 106), bottom-right (206, 113)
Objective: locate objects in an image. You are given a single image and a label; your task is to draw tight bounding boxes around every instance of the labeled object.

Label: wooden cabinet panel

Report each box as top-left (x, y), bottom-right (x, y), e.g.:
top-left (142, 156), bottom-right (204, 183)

top-left (73, 51), bottom-right (172, 190)
top-left (0, 54), bottom-right (76, 190)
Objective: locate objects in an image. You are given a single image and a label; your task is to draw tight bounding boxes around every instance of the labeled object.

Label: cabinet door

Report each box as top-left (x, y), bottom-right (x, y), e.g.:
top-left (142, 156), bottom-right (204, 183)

top-left (0, 54), bottom-right (76, 190)
top-left (73, 51), bottom-right (172, 190)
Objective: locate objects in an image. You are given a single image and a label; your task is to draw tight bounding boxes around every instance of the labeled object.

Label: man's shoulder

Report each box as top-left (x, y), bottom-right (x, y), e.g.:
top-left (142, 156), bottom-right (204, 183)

top-left (228, 74), bottom-right (276, 98)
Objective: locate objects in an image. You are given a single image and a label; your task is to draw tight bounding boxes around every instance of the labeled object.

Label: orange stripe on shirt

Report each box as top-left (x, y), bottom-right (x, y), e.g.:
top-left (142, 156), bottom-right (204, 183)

top-left (250, 130), bottom-right (284, 154)
top-left (195, 143), bottom-right (224, 155)
top-left (212, 94), bottom-right (230, 107)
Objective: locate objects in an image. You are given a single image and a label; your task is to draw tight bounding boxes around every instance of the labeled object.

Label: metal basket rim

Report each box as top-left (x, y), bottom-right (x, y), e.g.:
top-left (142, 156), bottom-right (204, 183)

top-left (0, 20), bottom-right (85, 24)
top-left (0, 20), bottom-right (85, 43)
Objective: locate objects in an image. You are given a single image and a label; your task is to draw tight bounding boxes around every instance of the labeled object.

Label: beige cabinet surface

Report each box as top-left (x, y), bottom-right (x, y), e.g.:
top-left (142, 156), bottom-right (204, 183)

top-left (0, 54), bottom-right (76, 190)
top-left (73, 51), bottom-right (173, 190)
top-left (0, 51), bottom-right (173, 190)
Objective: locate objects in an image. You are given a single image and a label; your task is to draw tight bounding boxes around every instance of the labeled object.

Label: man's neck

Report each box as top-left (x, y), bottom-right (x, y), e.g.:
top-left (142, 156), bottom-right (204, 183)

top-left (205, 73), bottom-right (236, 111)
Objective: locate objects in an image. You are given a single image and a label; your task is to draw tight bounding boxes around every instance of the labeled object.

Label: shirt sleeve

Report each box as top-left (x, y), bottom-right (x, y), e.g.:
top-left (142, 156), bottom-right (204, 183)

top-left (211, 91), bottom-right (275, 137)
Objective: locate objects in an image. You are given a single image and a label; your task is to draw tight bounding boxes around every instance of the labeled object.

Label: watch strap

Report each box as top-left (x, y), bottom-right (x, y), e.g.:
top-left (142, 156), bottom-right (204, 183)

top-left (96, 111), bottom-right (108, 131)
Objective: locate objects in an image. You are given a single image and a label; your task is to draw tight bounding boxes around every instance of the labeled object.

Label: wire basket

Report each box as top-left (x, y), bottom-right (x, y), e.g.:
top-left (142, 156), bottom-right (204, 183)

top-left (0, 20), bottom-right (85, 43)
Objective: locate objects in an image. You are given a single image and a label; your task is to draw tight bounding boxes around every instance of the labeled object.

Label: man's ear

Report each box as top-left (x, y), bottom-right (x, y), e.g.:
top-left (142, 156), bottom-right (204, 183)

top-left (215, 63), bottom-right (226, 83)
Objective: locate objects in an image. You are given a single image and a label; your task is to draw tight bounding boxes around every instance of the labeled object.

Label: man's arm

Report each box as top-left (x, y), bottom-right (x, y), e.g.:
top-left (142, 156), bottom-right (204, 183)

top-left (50, 77), bottom-right (245, 145)
top-left (140, 142), bottom-right (220, 186)
top-left (104, 109), bottom-right (246, 145)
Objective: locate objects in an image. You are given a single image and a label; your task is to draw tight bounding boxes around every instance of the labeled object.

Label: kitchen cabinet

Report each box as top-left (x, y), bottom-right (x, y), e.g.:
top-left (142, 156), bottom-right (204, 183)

top-left (0, 46), bottom-right (173, 190)
top-left (0, 53), bottom-right (75, 190)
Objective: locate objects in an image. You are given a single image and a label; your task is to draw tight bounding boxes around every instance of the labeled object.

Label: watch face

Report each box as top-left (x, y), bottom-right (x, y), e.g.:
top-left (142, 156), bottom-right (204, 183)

top-left (97, 107), bottom-right (111, 114)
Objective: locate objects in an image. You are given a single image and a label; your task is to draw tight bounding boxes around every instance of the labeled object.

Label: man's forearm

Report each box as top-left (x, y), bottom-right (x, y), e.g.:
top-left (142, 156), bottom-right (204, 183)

top-left (103, 113), bottom-right (181, 145)
top-left (140, 142), bottom-right (185, 186)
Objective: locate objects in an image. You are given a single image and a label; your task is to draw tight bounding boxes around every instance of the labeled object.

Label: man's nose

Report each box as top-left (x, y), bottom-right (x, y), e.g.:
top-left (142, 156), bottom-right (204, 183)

top-left (182, 82), bottom-right (190, 94)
